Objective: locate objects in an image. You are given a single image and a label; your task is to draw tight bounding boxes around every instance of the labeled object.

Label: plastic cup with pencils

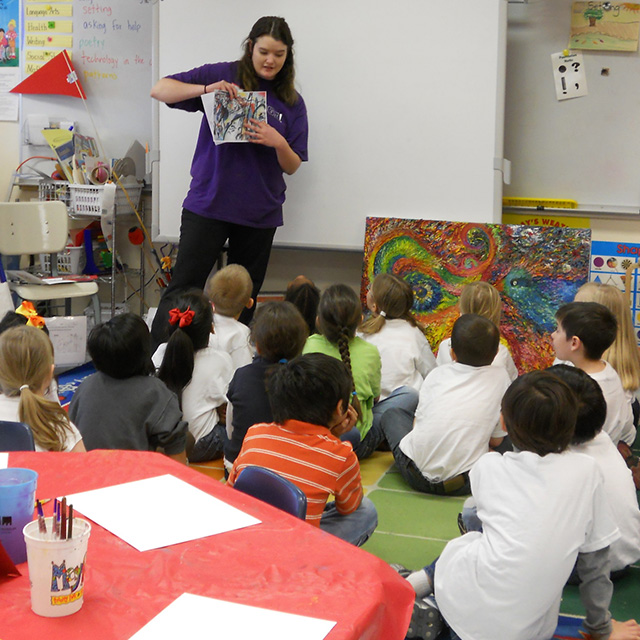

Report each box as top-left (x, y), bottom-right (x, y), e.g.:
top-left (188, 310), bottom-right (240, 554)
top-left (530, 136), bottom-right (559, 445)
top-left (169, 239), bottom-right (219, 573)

top-left (23, 501), bottom-right (91, 617)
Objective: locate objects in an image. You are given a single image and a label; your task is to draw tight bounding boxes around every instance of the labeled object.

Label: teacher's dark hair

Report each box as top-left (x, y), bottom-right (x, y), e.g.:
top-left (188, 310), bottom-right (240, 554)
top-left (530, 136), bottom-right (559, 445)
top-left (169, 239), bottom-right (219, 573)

top-left (238, 16), bottom-right (298, 105)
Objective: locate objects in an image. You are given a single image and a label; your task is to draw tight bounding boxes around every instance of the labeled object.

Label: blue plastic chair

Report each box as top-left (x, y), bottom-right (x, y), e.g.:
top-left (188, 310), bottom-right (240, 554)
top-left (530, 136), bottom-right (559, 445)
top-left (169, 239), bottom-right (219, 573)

top-left (0, 420), bottom-right (36, 452)
top-left (233, 466), bottom-right (307, 519)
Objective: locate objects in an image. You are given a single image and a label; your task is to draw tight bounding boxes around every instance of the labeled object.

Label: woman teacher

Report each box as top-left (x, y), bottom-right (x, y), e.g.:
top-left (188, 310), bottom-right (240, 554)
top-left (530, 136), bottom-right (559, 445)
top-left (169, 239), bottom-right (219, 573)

top-left (150, 16), bottom-right (308, 346)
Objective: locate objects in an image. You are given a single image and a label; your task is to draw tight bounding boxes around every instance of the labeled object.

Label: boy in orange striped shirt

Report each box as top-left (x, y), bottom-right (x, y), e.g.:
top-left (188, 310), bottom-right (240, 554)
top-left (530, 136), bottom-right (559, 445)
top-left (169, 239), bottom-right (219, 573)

top-left (228, 353), bottom-right (378, 546)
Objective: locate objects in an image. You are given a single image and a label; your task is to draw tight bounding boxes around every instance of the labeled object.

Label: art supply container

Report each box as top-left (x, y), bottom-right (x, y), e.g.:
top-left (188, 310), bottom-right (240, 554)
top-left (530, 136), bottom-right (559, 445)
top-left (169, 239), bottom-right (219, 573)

top-left (23, 517), bottom-right (91, 617)
top-left (0, 468), bottom-right (37, 564)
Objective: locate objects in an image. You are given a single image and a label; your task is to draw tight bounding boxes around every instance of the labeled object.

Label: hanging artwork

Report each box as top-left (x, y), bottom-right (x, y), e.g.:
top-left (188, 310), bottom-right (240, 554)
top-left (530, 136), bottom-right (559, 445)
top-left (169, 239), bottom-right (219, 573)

top-left (570, 2), bottom-right (640, 52)
top-left (362, 217), bottom-right (591, 374)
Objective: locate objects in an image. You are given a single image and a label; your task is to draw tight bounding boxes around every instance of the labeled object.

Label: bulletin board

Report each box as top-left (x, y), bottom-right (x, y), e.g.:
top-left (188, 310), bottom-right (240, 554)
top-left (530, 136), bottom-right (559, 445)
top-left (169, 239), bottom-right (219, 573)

top-left (504, 0), bottom-right (640, 213)
top-left (589, 240), bottom-right (640, 345)
top-left (17, 0), bottom-right (153, 166)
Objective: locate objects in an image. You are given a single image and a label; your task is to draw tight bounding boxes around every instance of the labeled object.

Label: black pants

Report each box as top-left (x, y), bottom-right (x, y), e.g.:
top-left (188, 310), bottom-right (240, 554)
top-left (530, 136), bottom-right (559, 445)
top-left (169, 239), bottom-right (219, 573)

top-left (151, 209), bottom-right (276, 349)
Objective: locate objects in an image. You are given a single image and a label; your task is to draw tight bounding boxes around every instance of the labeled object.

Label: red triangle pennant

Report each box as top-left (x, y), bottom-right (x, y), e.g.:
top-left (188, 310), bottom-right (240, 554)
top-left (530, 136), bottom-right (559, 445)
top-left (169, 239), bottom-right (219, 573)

top-left (10, 50), bottom-right (86, 99)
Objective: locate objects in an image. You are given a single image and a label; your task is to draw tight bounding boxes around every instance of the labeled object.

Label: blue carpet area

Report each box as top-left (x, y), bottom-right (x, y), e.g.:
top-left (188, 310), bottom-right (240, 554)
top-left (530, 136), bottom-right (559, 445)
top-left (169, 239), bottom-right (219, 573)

top-left (56, 362), bottom-right (95, 408)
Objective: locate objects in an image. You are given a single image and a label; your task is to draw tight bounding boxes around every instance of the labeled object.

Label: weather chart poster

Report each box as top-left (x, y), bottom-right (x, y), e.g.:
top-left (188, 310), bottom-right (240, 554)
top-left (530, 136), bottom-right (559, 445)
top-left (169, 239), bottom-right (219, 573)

top-left (590, 240), bottom-right (640, 344)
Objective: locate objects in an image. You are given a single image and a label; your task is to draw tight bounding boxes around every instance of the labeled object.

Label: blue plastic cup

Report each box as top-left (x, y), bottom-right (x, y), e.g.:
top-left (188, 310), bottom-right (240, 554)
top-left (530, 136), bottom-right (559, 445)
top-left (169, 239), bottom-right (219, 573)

top-left (0, 468), bottom-right (38, 564)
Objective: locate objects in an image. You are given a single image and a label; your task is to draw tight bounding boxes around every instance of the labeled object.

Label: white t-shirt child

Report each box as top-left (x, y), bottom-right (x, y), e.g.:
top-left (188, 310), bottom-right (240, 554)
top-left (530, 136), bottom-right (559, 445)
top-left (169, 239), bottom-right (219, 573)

top-left (358, 319), bottom-right (436, 399)
top-left (437, 337), bottom-right (518, 382)
top-left (570, 431), bottom-right (640, 572)
top-left (0, 393), bottom-right (82, 452)
top-left (436, 450), bottom-right (619, 640)
top-left (589, 361), bottom-right (636, 446)
top-left (400, 362), bottom-right (510, 482)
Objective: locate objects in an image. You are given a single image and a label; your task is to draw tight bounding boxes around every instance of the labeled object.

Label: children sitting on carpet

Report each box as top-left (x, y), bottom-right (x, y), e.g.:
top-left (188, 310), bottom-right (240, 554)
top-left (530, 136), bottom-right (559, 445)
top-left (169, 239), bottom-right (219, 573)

top-left (358, 272), bottom-right (436, 401)
top-left (204, 264), bottom-right (254, 371)
top-left (228, 352), bottom-right (378, 547)
top-left (156, 290), bottom-right (233, 463)
top-left (380, 314), bottom-right (511, 496)
top-left (548, 364), bottom-right (640, 579)
top-left (436, 281), bottom-right (518, 382)
top-left (224, 301), bottom-right (308, 472)
top-left (398, 370), bottom-right (640, 640)
top-left (0, 325), bottom-right (85, 452)
top-left (69, 313), bottom-right (187, 462)
top-left (552, 301), bottom-right (636, 447)
top-left (304, 283), bottom-right (409, 459)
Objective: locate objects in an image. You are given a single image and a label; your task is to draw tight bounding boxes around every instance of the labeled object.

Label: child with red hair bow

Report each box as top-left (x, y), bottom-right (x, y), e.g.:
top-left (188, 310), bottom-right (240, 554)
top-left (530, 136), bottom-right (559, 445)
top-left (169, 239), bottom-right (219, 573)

top-left (157, 290), bottom-right (233, 462)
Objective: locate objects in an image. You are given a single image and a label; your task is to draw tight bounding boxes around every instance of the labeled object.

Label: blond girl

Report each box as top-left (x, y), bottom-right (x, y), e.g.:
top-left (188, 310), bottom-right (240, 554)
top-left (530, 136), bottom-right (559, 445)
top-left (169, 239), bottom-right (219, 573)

top-left (0, 326), bottom-right (85, 452)
top-left (437, 281), bottom-right (518, 381)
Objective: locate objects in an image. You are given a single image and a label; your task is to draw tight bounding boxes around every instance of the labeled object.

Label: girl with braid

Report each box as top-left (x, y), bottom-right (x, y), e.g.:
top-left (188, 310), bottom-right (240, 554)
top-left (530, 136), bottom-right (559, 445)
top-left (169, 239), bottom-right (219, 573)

top-left (304, 284), bottom-right (415, 458)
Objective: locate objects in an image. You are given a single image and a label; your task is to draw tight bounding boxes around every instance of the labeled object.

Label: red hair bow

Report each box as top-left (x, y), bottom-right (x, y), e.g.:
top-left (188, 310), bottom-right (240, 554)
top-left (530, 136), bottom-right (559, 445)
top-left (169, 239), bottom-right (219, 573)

top-left (168, 306), bottom-right (195, 328)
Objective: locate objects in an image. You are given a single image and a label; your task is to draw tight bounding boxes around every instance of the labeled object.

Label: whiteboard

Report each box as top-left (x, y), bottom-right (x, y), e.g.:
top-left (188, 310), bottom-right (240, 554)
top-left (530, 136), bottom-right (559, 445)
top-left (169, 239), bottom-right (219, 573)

top-left (153, 0), bottom-right (509, 249)
top-left (19, 0), bottom-right (153, 165)
top-left (504, 0), bottom-right (640, 212)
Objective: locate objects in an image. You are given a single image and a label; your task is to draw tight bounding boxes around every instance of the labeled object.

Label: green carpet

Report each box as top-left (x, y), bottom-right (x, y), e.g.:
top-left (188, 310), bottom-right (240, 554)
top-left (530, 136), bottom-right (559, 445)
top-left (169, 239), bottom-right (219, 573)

top-left (359, 451), bottom-right (640, 622)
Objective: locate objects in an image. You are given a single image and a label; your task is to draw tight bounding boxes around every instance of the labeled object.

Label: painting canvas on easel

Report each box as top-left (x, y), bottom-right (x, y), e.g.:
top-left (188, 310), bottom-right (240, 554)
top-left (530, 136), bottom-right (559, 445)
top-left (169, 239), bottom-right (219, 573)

top-left (202, 90), bottom-right (267, 145)
top-left (362, 217), bottom-right (591, 374)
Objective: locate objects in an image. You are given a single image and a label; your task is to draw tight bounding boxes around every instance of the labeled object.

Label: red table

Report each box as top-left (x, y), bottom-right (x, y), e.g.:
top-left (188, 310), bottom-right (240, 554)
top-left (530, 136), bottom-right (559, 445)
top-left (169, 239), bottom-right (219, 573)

top-left (1, 450), bottom-right (413, 639)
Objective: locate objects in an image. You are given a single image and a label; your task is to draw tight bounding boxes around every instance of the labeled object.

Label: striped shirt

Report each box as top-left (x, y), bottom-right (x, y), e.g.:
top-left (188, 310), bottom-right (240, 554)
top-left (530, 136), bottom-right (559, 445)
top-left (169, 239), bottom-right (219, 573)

top-left (228, 420), bottom-right (363, 526)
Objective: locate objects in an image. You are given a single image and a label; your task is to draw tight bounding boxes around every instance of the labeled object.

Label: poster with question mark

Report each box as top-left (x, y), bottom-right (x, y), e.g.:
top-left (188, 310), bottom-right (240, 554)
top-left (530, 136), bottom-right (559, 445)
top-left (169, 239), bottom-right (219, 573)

top-left (551, 52), bottom-right (588, 101)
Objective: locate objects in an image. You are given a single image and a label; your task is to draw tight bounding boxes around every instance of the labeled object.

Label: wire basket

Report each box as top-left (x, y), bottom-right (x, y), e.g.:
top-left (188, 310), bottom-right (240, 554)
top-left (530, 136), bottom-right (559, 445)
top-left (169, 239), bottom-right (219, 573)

top-left (69, 183), bottom-right (143, 216)
top-left (40, 246), bottom-right (85, 275)
top-left (38, 181), bottom-right (71, 207)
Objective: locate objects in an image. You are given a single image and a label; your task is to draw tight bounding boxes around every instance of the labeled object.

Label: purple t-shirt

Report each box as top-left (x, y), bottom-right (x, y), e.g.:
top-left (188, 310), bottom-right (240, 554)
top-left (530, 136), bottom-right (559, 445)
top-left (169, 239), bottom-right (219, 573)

top-left (166, 61), bottom-right (308, 228)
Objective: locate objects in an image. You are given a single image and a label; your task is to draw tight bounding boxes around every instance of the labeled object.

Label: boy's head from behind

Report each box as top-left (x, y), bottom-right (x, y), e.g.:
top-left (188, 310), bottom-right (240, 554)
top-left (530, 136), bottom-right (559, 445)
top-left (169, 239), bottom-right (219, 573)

top-left (450, 313), bottom-right (499, 367)
top-left (268, 353), bottom-right (351, 427)
top-left (547, 364), bottom-right (606, 445)
top-left (205, 264), bottom-right (253, 318)
top-left (553, 301), bottom-right (617, 362)
top-left (251, 301), bottom-right (308, 362)
top-left (502, 370), bottom-right (578, 456)
top-left (459, 281), bottom-right (501, 327)
top-left (88, 312), bottom-right (154, 379)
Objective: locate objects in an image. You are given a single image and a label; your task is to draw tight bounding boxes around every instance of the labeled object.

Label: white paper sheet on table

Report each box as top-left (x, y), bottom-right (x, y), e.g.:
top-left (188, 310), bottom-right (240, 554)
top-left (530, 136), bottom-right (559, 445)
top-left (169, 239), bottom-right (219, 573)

top-left (65, 474), bottom-right (260, 551)
top-left (129, 593), bottom-right (337, 640)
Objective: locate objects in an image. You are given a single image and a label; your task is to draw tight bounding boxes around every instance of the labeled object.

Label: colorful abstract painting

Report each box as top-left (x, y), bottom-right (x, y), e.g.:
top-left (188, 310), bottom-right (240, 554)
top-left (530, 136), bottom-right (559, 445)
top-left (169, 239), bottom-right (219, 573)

top-left (362, 217), bottom-right (592, 374)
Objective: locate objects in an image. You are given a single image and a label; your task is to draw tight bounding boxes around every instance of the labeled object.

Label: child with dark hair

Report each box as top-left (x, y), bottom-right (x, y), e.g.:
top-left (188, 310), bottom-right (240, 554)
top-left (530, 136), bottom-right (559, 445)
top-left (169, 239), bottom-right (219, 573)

top-left (284, 274), bottom-right (320, 336)
top-left (156, 290), bottom-right (233, 463)
top-left (398, 371), bottom-right (640, 640)
top-left (228, 352), bottom-right (378, 546)
top-left (224, 301), bottom-right (308, 471)
top-left (69, 313), bottom-right (187, 462)
top-left (553, 301), bottom-right (635, 446)
top-left (548, 365), bottom-right (640, 578)
top-left (381, 314), bottom-right (510, 496)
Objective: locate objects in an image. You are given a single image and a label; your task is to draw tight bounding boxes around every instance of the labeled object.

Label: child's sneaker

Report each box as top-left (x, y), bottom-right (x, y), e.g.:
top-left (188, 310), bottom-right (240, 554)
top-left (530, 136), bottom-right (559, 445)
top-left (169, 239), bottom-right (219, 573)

top-left (406, 595), bottom-right (443, 640)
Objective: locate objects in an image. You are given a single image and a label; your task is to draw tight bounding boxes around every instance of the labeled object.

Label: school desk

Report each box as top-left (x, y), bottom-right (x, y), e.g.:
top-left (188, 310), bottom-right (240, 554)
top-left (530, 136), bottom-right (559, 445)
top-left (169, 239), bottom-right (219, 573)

top-left (1, 450), bottom-right (414, 639)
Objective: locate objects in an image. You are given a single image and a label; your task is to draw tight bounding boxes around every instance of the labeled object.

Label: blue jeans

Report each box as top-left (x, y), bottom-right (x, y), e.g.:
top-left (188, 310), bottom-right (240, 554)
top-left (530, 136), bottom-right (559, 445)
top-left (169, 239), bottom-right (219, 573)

top-left (188, 423), bottom-right (226, 463)
top-left (354, 386), bottom-right (419, 459)
top-left (381, 408), bottom-right (471, 496)
top-left (319, 497), bottom-right (378, 547)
